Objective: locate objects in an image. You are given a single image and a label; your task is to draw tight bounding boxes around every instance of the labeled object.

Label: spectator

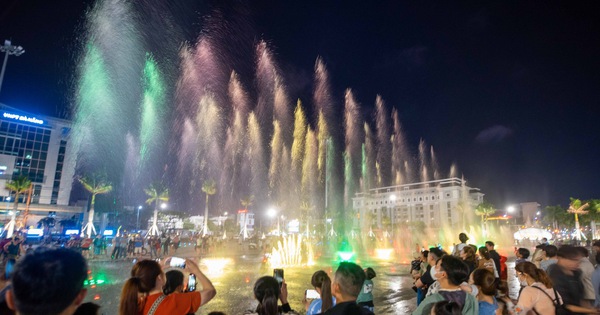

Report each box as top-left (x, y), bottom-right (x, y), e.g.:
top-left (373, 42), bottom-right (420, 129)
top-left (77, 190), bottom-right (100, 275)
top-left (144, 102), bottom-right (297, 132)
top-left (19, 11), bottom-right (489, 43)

top-left (591, 251), bottom-right (600, 307)
top-left (512, 261), bottom-right (560, 315)
top-left (540, 245), bottom-right (558, 272)
top-left (3, 237), bottom-right (22, 279)
top-left (471, 269), bottom-right (497, 315)
top-left (305, 270), bottom-right (335, 315)
top-left (163, 269), bottom-right (186, 295)
top-left (163, 235), bottom-right (171, 255)
top-left (356, 267), bottom-right (376, 312)
top-left (477, 247), bottom-right (498, 278)
top-left (431, 301), bottom-right (462, 315)
top-left (80, 236), bottom-right (93, 259)
top-left (93, 234), bottom-right (103, 257)
top-left (415, 247), bottom-right (446, 301)
top-left (6, 248), bottom-right (87, 315)
top-left (460, 246), bottom-right (477, 275)
top-left (548, 245), bottom-right (600, 314)
top-left (515, 248), bottom-right (530, 265)
top-left (119, 258), bottom-right (215, 315)
top-left (484, 241), bottom-right (501, 282)
top-left (576, 247), bottom-right (595, 307)
top-left (531, 244), bottom-right (546, 268)
top-left (111, 235), bottom-right (121, 260)
top-left (247, 276), bottom-right (296, 315)
top-left (73, 302), bottom-right (101, 315)
top-left (321, 262), bottom-right (373, 315)
top-left (453, 233), bottom-right (470, 257)
top-left (412, 255), bottom-right (478, 315)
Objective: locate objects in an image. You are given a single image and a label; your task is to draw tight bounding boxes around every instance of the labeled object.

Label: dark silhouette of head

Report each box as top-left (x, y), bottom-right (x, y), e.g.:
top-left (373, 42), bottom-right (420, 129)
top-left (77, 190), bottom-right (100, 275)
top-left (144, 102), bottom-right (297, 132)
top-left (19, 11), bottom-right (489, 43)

top-left (7, 248), bottom-right (88, 315)
top-left (253, 276), bottom-right (280, 315)
top-left (332, 262), bottom-right (366, 301)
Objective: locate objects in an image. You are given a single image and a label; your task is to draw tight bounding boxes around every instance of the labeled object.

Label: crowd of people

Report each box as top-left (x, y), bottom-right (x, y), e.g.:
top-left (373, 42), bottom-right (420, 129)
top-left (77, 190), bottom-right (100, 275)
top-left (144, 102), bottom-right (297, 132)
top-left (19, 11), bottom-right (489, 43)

top-left (0, 244), bottom-right (377, 315)
top-left (3, 231), bottom-right (600, 315)
top-left (411, 233), bottom-right (600, 315)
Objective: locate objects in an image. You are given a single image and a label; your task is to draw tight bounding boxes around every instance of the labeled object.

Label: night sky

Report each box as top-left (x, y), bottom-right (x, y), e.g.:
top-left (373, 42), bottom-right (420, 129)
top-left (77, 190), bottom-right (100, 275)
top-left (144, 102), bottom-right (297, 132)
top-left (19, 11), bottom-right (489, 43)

top-left (1, 1), bottom-right (599, 208)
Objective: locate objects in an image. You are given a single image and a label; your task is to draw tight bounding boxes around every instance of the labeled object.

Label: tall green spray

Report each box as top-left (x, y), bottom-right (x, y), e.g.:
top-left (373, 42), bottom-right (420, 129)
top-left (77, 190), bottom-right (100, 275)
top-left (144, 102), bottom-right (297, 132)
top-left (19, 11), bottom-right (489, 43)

top-left (139, 53), bottom-right (166, 170)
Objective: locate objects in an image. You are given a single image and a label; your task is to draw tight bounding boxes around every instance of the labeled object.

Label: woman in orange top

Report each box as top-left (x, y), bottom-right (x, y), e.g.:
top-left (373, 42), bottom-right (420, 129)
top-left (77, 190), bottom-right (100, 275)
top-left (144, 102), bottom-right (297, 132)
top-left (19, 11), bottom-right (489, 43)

top-left (119, 258), bottom-right (216, 315)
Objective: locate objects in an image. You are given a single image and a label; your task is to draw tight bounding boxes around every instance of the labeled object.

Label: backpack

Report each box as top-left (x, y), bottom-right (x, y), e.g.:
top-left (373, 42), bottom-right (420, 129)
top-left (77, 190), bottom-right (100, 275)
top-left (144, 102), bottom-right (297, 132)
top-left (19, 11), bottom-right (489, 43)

top-left (530, 286), bottom-right (569, 315)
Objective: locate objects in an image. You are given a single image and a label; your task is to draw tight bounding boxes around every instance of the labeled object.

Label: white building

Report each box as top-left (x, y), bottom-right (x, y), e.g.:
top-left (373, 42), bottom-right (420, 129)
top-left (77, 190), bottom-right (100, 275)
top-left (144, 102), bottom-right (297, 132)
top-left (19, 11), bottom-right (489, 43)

top-left (0, 104), bottom-right (81, 226)
top-left (0, 104), bottom-right (75, 205)
top-left (352, 177), bottom-right (484, 229)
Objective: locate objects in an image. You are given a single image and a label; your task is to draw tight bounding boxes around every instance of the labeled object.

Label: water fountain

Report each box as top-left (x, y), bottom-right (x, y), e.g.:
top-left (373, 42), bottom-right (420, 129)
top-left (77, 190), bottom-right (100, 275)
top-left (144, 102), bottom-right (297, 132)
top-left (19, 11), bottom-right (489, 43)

top-left (69, 0), bottom-right (503, 264)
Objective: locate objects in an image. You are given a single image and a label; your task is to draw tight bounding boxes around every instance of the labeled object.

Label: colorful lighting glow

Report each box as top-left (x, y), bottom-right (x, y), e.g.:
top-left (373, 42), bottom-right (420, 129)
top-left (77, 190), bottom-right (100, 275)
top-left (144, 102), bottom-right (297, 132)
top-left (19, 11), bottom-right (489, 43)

top-left (338, 251), bottom-right (354, 261)
top-left (374, 248), bottom-right (393, 260)
top-left (201, 258), bottom-right (232, 276)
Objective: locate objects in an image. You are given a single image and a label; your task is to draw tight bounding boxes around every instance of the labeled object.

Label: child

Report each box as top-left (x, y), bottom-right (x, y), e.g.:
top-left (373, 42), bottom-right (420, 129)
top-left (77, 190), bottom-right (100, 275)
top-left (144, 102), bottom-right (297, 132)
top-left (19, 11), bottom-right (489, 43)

top-left (163, 269), bottom-right (186, 294)
top-left (430, 301), bottom-right (461, 315)
top-left (356, 267), bottom-right (376, 312)
top-left (163, 270), bottom-right (195, 315)
top-left (515, 248), bottom-right (530, 265)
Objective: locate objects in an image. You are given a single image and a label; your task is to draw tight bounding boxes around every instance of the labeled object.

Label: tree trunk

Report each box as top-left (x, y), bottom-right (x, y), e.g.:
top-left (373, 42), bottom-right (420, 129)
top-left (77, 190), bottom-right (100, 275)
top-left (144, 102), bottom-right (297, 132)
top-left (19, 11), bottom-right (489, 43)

top-left (203, 194), bottom-right (209, 236)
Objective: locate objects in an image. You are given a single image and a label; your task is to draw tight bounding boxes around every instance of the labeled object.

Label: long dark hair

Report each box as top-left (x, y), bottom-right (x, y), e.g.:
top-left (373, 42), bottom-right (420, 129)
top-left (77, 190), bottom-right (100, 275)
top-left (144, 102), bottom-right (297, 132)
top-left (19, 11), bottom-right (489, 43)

top-left (163, 270), bottom-right (184, 295)
top-left (119, 260), bottom-right (163, 315)
top-left (311, 270), bottom-right (333, 312)
top-left (515, 261), bottom-right (553, 288)
top-left (254, 276), bottom-right (280, 315)
top-left (478, 246), bottom-right (491, 260)
top-left (472, 269), bottom-right (496, 296)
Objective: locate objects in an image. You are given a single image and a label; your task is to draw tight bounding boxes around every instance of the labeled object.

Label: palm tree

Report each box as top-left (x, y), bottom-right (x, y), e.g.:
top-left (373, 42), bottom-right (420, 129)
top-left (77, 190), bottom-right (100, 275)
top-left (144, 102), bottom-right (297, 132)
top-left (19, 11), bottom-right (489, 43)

top-left (5, 176), bottom-right (32, 237)
top-left (544, 205), bottom-right (567, 230)
top-left (568, 198), bottom-right (589, 241)
top-left (79, 174), bottom-right (113, 237)
top-left (201, 179), bottom-right (216, 236)
top-left (475, 201), bottom-right (496, 236)
top-left (37, 216), bottom-right (56, 236)
top-left (241, 195), bottom-right (254, 211)
top-left (145, 182), bottom-right (169, 236)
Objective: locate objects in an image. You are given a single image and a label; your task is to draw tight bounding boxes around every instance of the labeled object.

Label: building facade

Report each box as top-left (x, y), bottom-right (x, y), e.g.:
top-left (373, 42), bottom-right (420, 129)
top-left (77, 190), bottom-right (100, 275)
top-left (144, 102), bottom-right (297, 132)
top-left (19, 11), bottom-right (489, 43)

top-left (0, 104), bottom-right (76, 207)
top-left (352, 177), bottom-right (484, 229)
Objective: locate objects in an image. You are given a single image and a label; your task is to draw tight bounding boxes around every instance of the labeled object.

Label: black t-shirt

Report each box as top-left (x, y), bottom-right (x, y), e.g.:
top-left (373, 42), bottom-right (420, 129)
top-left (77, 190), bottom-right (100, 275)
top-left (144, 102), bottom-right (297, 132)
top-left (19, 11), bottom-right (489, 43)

top-left (489, 250), bottom-right (501, 278)
top-left (420, 265), bottom-right (435, 286)
top-left (548, 264), bottom-right (583, 312)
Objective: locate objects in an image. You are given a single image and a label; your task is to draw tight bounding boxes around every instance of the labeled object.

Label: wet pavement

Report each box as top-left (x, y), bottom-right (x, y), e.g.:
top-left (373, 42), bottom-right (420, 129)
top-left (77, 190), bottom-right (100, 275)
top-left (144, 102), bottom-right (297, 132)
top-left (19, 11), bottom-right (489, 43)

top-left (83, 241), bottom-right (519, 315)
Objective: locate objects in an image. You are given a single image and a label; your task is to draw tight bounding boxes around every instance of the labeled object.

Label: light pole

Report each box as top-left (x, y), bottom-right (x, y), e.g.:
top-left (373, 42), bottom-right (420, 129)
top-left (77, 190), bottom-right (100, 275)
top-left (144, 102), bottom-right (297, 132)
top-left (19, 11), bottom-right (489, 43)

top-left (0, 40), bottom-right (25, 97)
top-left (136, 205), bottom-right (142, 230)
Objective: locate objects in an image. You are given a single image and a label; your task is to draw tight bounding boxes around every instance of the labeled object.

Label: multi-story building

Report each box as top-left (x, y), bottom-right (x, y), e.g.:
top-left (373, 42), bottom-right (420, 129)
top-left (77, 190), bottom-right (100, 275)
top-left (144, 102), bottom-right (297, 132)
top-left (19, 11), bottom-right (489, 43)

top-left (352, 177), bottom-right (484, 229)
top-left (0, 103), bottom-right (81, 225)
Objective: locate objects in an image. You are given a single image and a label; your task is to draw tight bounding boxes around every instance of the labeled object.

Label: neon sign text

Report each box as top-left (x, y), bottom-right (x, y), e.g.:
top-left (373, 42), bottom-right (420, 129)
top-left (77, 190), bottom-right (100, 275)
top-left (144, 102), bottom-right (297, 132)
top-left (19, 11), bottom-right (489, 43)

top-left (2, 112), bottom-right (44, 125)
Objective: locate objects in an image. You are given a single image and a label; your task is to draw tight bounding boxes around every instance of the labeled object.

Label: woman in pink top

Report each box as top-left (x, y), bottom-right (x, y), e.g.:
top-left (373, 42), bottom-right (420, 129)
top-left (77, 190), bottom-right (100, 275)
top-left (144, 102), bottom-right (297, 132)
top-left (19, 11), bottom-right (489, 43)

top-left (511, 261), bottom-right (561, 315)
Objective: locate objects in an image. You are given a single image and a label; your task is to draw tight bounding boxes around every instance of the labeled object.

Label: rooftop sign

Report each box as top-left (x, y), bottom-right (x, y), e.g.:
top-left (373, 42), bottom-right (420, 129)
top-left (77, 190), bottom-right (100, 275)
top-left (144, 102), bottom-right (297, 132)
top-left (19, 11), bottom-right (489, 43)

top-left (2, 112), bottom-right (44, 125)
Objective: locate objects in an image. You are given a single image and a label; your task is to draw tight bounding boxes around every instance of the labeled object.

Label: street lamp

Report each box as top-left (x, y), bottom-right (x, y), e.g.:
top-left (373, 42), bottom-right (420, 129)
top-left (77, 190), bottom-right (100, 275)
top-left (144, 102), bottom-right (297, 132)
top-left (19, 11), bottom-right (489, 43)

top-left (0, 40), bottom-right (25, 96)
top-left (136, 205), bottom-right (142, 230)
top-left (161, 203), bottom-right (167, 210)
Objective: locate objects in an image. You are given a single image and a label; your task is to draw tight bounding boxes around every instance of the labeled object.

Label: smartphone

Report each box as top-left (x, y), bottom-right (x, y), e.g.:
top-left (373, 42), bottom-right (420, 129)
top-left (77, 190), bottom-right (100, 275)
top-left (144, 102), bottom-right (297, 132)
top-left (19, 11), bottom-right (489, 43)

top-left (273, 268), bottom-right (284, 287)
top-left (170, 257), bottom-right (186, 268)
top-left (187, 273), bottom-right (196, 292)
top-left (306, 289), bottom-right (320, 299)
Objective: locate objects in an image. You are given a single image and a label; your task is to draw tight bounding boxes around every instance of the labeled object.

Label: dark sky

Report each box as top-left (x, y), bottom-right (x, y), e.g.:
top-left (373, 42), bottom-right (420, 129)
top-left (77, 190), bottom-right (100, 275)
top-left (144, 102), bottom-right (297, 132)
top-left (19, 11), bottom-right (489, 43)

top-left (1, 1), bottom-right (599, 208)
